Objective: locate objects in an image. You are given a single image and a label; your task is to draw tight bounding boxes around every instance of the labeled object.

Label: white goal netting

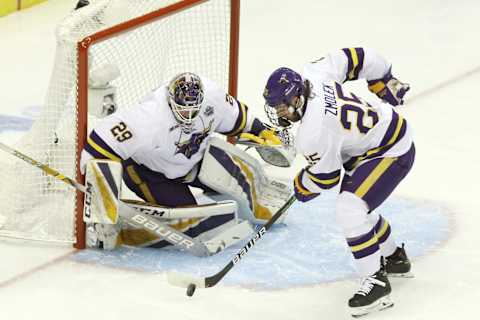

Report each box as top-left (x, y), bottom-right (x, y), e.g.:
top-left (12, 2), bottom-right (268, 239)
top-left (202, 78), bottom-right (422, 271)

top-left (0, 0), bottom-right (236, 246)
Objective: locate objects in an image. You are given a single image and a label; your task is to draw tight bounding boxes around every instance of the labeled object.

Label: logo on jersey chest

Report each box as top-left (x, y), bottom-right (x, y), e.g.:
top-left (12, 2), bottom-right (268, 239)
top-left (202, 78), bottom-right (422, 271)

top-left (203, 105), bottom-right (214, 116)
top-left (175, 120), bottom-right (213, 159)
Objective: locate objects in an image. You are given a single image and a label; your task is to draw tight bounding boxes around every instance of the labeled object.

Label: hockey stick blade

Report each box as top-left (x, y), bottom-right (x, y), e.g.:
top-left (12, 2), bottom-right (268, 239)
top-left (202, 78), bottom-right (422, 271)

top-left (166, 195), bottom-right (296, 290)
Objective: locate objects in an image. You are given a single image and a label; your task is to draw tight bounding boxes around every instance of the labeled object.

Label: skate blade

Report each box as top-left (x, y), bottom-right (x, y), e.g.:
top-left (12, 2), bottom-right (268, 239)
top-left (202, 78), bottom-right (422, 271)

top-left (350, 296), bottom-right (394, 318)
top-left (387, 271), bottom-right (414, 278)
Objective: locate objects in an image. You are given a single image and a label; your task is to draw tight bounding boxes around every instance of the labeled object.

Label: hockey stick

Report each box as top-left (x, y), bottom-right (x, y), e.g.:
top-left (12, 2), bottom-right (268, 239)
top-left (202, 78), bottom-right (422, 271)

top-left (0, 142), bottom-right (219, 256)
top-left (166, 194), bottom-right (296, 294)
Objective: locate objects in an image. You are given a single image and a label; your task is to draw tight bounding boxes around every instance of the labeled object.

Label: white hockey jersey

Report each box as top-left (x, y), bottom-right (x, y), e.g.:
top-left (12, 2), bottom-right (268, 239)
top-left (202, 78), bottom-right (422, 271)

top-left (82, 76), bottom-right (256, 179)
top-left (294, 48), bottom-right (413, 195)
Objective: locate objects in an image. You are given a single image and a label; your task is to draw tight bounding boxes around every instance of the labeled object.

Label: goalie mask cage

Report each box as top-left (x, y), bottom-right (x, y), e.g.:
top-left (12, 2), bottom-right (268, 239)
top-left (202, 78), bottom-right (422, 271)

top-left (0, 0), bottom-right (239, 249)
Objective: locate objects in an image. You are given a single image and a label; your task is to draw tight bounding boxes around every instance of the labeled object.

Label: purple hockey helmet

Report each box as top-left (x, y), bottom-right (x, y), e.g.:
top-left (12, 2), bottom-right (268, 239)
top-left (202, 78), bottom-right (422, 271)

top-left (263, 67), bottom-right (304, 107)
top-left (263, 67), bottom-right (305, 127)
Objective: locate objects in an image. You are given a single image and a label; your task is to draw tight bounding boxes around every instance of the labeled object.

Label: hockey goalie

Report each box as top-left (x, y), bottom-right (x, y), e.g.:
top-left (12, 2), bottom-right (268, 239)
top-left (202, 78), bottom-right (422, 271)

top-left (80, 71), bottom-right (295, 256)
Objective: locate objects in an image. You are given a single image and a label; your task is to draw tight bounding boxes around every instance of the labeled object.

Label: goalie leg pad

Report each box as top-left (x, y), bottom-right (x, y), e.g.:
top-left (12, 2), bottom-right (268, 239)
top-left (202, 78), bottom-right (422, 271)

top-left (119, 198), bottom-right (248, 252)
top-left (83, 159), bottom-right (122, 224)
top-left (120, 212), bottom-right (238, 250)
top-left (199, 137), bottom-right (292, 225)
top-left (84, 159), bottom-right (123, 250)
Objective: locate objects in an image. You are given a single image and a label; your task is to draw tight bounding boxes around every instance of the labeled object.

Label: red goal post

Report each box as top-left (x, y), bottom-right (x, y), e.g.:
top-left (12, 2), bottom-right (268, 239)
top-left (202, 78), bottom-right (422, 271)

top-left (0, 0), bottom-right (240, 249)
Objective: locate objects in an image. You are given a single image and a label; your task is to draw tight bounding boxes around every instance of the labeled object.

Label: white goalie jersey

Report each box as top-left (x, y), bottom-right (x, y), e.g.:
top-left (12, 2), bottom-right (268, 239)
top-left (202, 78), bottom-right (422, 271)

top-left (81, 76), bottom-right (257, 179)
top-left (295, 48), bottom-right (413, 194)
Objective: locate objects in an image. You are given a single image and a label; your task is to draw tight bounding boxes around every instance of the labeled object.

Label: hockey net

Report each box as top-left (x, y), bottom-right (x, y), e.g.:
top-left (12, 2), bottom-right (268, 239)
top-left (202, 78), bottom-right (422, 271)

top-left (0, 0), bottom-right (239, 248)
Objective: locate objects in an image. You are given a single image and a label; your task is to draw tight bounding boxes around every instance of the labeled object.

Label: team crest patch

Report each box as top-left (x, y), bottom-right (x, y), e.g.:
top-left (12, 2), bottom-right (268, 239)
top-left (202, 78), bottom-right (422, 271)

top-left (175, 120), bottom-right (213, 159)
top-left (203, 105), bottom-right (214, 116)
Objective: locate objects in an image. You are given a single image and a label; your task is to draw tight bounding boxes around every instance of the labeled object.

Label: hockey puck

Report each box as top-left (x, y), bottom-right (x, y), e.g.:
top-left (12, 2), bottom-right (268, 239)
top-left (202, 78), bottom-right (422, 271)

top-left (186, 283), bottom-right (196, 297)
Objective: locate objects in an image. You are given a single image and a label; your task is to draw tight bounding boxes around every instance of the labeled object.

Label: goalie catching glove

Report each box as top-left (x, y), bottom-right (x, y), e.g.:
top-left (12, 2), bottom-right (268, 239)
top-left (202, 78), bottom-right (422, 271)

top-left (367, 67), bottom-right (410, 106)
top-left (239, 128), bottom-right (282, 146)
top-left (237, 127), bottom-right (296, 168)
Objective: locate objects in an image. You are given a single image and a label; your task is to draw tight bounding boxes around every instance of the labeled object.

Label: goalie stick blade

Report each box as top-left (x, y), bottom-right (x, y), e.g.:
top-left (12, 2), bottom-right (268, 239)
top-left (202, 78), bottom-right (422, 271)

top-left (167, 271), bottom-right (207, 289)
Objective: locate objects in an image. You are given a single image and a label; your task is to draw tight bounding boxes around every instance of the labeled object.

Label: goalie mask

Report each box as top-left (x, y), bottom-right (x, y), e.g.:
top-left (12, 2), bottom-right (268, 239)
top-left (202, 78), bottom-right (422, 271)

top-left (168, 72), bottom-right (204, 133)
top-left (263, 67), bottom-right (306, 128)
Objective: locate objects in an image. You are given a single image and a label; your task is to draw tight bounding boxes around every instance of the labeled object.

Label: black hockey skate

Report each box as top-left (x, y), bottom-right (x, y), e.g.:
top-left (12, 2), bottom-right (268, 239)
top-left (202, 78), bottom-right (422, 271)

top-left (348, 267), bottom-right (394, 318)
top-left (385, 243), bottom-right (413, 278)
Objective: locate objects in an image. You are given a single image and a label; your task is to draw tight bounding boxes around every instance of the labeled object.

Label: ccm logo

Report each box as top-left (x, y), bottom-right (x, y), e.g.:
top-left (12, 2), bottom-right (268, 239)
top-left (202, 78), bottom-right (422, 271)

top-left (131, 214), bottom-right (194, 249)
top-left (84, 182), bottom-right (93, 219)
top-left (137, 207), bottom-right (166, 218)
top-left (232, 227), bottom-right (266, 264)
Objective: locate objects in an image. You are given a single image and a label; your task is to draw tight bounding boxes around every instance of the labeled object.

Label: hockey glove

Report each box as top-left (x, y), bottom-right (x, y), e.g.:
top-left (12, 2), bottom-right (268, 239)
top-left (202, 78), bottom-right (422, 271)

top-left (367, 67), bottom-right (410, 106)
top-left (239, 129), bottom-right (282, 147)
top-left (294, 169), bottom-right (320, 202)
top-left (259, 128), bottom-right (282, 146)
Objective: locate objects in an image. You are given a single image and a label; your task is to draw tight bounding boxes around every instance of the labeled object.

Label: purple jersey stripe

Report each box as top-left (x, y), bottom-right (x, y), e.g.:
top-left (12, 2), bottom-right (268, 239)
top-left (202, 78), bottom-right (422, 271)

top-left (380, 110), bottom-right (400, 146)
top-left (342, 48), bottom-right (365, 81)
top-left (342, 48), bottom-right (354, 81)
top-left (308, 177), bottom-right (340, 190)
top-left (85, 130), bottom-right (121, 161)
top-left (352, 48), bottom-right (365, 80)
top-left (343, 115), bottom-right (407, 171)
top-left (295, 170), bottom-right (314, 195)
top-left (222, 98), bottom-right (248, 136)
top-left (306, 169), bottom-right (341, 189)
top-left (306, 168), bottom-right (341, 181)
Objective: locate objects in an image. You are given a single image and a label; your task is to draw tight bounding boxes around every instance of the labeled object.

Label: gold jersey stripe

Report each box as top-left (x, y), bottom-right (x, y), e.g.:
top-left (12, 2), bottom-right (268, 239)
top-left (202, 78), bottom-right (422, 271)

top-left (348, 48), bottom-right (360, 80)
top-left (87, 136), bottom-right (121, 162)
top-left (348, 115), bottom-right (404, 169)
top-left (229, 102), bottom-right (248, 136)
top-left (295, 174), bottom-right (314, 195)
top-left (307, 172), bottom-right (341, 186)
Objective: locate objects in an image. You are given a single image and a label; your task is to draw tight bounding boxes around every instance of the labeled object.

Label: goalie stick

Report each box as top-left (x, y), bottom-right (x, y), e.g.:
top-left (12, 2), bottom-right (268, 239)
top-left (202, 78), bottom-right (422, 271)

top-left (0, 142), bottom-right (221, 256)
top-left (166, 194), bottom-right (296, 293)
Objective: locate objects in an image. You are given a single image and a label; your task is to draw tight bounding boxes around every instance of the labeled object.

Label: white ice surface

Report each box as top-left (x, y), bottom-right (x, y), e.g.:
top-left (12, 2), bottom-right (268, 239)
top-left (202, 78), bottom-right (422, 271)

top-left (1, 1), bottom-right (480, 319)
